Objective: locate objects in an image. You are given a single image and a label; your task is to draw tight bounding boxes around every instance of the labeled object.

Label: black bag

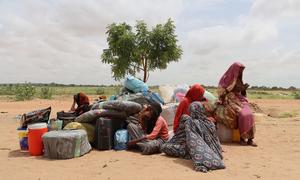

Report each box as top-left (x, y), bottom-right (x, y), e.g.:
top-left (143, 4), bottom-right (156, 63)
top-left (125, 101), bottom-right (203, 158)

top-left (57, 111), bottom-right (77, 128)
top-left (20, 107), bottom-right (51, 128)
top-left (94, 117), bottom-right (125, 150)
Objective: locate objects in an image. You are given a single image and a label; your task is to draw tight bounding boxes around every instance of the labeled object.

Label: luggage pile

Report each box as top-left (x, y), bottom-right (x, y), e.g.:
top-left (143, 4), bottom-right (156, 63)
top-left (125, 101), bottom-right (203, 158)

top-left (16, 75), bottom-right (220, 160)
top-left (16, 75), bottom-right (155, 159)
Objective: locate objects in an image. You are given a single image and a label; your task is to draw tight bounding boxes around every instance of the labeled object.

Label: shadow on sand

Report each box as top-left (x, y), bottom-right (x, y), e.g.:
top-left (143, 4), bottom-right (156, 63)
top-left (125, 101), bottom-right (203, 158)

top-left (160, 154), bottom-right (193, 169)
top-left (8, 149), bottom-right (31, 158)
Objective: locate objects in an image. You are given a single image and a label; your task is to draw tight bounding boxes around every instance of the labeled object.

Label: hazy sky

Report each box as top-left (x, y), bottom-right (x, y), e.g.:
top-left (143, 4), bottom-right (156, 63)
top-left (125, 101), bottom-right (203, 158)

top-left (1, 0), bottom-right (300, 87)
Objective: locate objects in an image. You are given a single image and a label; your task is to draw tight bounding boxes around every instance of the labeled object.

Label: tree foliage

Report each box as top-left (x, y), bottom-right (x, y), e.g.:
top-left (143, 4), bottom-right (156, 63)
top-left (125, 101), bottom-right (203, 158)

top-left (101, 19), bottom-right (182, 82)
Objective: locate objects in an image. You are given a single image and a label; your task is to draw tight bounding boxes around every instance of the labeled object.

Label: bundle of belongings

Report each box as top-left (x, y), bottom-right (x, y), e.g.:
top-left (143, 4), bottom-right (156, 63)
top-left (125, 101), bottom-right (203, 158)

top-left (20, 107), bottom-right (51, 128)
top-left (17, 106), bottom-right (93, 159)
top-left (17, 75), bottom-right (223, 163)
top-left (112, 75), bottom-right (165, 105)
top-left (56, 100), bottom-right (143, 151)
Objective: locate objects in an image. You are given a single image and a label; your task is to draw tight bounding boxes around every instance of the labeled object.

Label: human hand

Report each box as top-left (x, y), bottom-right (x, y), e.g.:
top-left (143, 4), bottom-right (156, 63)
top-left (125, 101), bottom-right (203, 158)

top-left (244, 83), bottom-right (249, 90)
top-left (127, 140), bottom-right (138, 146)
top-left (69, 108), bottom-right (75, 112)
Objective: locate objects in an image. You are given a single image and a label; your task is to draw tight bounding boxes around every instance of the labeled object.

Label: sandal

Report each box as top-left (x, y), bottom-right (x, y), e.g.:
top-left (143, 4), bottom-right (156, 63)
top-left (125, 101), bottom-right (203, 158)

top-left (239, 138), bottom-right (248, 146)
top-left (247, 139), bottom-right (258, 147)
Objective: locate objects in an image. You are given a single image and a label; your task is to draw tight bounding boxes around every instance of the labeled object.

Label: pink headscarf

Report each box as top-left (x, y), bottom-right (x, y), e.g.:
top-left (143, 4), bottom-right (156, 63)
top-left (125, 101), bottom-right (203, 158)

top-left (218, 62), bottom-right (245, 96)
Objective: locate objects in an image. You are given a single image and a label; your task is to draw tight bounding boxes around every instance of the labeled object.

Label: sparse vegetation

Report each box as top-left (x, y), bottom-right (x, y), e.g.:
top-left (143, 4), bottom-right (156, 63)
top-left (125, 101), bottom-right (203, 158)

top-left (0, 83), bottom-right (299, 101)
top-left (40, 87), bottom-right (53, 99)
top-left (293, 92), bottom-right (300, 99)
top-left (96, 87), bottom-right (105, 95)
top-left (15, 83), bottom-right (36, 101)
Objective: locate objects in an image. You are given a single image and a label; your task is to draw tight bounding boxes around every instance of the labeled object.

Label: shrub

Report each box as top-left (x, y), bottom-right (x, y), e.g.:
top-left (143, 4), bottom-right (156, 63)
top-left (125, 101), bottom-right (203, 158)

top-left (96, 87), bottom-right (105, 95)
top-left (40, 87), bottom-right (53, 99)
top-left (294, 93), bottom-right (300, 99)
top-left (15, 83), bottom-right (36, 101)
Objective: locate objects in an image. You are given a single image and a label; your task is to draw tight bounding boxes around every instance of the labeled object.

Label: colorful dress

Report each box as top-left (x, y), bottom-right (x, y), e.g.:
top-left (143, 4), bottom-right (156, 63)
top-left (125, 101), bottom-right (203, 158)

top-left (215, 62), bottom-right (255, 140)
top-left (127, 116), bottom-right (169, 155)
top-left (161, 102), bottom-right (225, 172)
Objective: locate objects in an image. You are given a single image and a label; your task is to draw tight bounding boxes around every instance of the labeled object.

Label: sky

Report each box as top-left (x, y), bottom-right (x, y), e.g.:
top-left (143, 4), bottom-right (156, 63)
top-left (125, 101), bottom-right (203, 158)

top-left (1, 0), bottom-right (300, 88)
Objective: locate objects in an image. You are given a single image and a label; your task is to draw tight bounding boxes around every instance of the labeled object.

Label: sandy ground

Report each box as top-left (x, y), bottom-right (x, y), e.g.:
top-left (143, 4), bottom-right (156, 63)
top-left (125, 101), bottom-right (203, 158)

top-left (0, 98), bottom-right (300, 180)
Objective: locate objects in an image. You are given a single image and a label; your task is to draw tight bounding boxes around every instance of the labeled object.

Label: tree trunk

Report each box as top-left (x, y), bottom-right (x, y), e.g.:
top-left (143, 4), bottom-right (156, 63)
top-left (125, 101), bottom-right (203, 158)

top-left (143, 58), bottom-right (148, 82)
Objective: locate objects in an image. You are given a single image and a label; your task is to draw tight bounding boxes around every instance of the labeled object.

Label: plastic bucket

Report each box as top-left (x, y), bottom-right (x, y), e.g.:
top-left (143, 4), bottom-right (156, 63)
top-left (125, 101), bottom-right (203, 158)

top-left (17, 128), bottom-right (28, 151)
top-left (28, 123), bottom-right (48, 156)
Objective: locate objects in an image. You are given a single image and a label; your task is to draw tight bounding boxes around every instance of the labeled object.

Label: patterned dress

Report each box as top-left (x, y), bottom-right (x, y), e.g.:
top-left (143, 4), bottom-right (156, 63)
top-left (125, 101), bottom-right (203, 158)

top-left (161, 102), bottom-right (225, 172)
top-left (127, 116), bottom-right (165, 155)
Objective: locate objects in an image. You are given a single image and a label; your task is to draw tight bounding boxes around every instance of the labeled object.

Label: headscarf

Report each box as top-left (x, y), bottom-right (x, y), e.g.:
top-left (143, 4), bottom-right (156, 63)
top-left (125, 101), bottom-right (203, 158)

top-left (218, 62), bottom-right (245, 97)
top-left (189, 101), bottom-right (205, 119)
top-left (173, 84), bottom-right (205, 133)
top-left (145, 100), bottom-right (162, 134)
top-left (185, 84), bottom-right (205, 102)
top-left (149, 100), bottom-right (162, 120)
top-left (74, 92), bottom-right (90, 106)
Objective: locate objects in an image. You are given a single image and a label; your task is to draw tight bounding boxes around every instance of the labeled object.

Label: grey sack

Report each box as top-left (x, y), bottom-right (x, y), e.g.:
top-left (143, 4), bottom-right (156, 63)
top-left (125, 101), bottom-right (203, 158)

top-left (42, 130), bottom-right (92, 159)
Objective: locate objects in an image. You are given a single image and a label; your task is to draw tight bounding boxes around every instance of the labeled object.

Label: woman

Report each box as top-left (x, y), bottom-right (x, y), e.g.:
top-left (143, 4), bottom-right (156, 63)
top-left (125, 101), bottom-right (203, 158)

top-left (127, 101), bottom-right (169, 155)
top-left (70, 92), bottom-right (90, 116)
top-left (215, 62), bottom-right (257, 146)
top-left (161, 102), bottom-right (225, 172)
top-left (173, 84), bottom-right (205, 133)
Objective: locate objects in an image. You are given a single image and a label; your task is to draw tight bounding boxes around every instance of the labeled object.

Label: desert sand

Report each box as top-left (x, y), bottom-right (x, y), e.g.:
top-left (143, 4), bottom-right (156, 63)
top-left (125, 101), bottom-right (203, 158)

top-left (0, 98), bottom-right (300, 180)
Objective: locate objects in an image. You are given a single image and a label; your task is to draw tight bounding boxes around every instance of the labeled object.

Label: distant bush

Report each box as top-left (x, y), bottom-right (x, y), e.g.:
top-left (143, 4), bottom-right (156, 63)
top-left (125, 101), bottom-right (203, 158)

top-left (40, 87), bottom-right (53, 99)
top-left (15, 83), bottom-right (36, 101)
top-left (0, 84), bottom-right (15, 95)
top-left (96, 87), bottom-right (105, 95)
top-left (294, 93), bottom-right (300, 99)
top-left (250, 91), bottom-right (269, 95)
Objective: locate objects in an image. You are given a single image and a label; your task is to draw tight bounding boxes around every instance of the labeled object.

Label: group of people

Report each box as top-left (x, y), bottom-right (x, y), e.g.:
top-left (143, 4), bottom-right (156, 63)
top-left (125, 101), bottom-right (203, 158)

top-left (69, 62), bottom-right (257, 172)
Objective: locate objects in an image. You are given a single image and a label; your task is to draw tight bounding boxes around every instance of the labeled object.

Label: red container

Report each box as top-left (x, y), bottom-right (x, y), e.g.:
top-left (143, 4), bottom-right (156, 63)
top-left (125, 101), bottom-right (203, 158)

top-left (28, 123), bottom-right (48, 156)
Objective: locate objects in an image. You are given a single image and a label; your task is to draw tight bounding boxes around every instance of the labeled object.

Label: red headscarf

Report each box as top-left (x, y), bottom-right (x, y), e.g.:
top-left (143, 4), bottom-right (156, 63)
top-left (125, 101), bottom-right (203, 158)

top-left (173, 84), bottom-right (205, 133)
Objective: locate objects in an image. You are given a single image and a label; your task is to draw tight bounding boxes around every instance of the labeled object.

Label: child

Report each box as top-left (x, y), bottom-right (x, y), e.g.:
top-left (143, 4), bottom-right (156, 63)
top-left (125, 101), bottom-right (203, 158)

top-left (127, 101), bottom-right (169, 155)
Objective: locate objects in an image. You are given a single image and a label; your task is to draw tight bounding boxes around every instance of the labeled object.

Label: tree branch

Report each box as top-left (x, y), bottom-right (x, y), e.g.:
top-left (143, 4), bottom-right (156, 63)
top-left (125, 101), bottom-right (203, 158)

top-left (129, 63), bottom-right (144, 71)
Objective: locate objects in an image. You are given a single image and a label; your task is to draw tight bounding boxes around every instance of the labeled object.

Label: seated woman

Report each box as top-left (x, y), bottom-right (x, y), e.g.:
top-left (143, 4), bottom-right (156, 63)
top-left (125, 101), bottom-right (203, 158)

top-left (161, 102), bottom-right (225, 172)
top-left (215, 62), bottom-right (257, 146)
top-left (127, 101), bottom-right (169, 155)
top-left (173, 84), bottom-right (206, 133)
top-left (70, 92), bottom-right (91, 116)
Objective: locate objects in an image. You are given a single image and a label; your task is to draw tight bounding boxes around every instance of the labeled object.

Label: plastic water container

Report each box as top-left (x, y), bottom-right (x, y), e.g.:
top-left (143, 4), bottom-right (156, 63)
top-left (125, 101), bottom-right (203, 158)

top-left (232, 129), bottom-right (240, 142)
top-left (17, 127), bottom-right (28, 151)
top-left (55, 120), bottom-right (63, 130)
top-left (217, 123), bottom-right (240, 143)
top-left (28, 123), bottom-right (48, 156)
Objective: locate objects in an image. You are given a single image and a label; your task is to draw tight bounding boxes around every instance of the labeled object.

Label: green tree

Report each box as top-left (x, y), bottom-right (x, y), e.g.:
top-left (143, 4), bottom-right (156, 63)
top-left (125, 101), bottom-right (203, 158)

top-left (101, 19), bottom-right (182, 82)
